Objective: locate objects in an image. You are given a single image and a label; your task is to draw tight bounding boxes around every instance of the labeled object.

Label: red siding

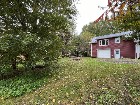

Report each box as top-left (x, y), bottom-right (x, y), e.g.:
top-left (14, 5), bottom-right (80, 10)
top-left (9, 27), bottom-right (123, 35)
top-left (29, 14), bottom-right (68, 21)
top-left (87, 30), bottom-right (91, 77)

top-left (91, 37), bottom-right (135, 58)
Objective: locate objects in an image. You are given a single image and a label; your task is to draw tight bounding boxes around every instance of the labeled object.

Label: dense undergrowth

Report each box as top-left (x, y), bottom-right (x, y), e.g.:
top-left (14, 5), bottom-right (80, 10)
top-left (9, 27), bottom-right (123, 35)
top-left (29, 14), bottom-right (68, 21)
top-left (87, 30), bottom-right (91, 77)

top-left (1, 58), bottom-right (140, 105)
top-left (0, 62), bottom-right (58, 98)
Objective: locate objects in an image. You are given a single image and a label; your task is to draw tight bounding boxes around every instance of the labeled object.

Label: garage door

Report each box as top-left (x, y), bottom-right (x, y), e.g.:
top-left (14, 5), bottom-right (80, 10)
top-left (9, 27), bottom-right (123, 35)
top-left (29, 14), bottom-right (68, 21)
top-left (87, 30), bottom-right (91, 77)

top-left (97, 49), bottom-right (111, 58)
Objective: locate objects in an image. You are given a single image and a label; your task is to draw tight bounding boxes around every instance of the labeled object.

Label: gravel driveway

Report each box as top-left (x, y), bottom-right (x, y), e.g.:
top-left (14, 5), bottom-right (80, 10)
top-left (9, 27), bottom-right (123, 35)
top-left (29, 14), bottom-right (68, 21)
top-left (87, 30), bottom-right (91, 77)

top-left (97, 58), bottom-right (140, 64)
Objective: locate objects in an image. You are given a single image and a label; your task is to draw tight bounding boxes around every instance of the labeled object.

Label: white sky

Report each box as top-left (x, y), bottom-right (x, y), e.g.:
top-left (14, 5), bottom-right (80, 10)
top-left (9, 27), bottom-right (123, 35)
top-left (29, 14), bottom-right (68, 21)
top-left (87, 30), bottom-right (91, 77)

top-left (75, 0), bottom-right (108, 34)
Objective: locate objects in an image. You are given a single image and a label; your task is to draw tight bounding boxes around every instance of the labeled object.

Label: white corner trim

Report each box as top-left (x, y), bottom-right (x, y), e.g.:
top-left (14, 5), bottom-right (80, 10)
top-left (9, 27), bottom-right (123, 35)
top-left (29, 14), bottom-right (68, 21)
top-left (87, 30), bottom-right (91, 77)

top-left (91, 44), bottom-right (93, 57)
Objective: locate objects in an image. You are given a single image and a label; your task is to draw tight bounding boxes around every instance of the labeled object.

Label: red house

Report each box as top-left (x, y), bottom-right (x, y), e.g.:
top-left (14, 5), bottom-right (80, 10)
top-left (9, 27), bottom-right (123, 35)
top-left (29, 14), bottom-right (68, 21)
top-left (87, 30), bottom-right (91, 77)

top-left (91, 31), bottom-right (140, 59)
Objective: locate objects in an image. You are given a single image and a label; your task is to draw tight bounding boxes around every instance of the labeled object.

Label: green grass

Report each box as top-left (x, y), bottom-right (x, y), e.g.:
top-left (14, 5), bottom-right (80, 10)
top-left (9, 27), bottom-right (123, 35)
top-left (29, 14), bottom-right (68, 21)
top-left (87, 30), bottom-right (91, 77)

top-left (1, 58), bottom-right (140, 105)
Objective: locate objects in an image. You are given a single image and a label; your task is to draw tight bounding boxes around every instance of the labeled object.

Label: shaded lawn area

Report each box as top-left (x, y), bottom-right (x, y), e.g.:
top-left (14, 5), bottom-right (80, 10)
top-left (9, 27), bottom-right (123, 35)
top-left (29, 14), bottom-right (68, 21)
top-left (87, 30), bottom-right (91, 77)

top-left (1, 58), bottom-right (140, 105)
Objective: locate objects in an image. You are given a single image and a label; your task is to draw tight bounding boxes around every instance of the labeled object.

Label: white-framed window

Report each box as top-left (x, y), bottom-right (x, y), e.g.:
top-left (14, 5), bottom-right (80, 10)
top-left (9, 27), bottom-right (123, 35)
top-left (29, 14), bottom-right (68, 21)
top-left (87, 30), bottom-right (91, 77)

top-left (115, 37), bottom-right (120, 43)
top-left (99, 39), bottom-right (109, 46)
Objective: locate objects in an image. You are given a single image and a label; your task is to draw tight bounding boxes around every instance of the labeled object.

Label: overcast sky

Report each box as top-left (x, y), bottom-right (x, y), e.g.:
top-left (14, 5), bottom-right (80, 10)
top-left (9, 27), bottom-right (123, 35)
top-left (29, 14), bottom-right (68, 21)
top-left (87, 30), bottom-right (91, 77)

top-left (75, 0), bottom-right (108, 34)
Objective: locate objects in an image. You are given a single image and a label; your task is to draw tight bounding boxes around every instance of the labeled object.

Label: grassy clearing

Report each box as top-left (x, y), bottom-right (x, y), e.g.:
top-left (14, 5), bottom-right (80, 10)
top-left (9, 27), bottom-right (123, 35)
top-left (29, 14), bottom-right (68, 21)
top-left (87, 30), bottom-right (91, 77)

top-left (1, 58), bottom-right (140, 105)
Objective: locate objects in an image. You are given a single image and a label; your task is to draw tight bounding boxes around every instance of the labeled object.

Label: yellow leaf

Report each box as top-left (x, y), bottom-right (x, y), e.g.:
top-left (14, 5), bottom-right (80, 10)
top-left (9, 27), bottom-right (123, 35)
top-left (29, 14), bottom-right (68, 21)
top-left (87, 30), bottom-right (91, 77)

top-left (52, 99), bottom-right (55, 103)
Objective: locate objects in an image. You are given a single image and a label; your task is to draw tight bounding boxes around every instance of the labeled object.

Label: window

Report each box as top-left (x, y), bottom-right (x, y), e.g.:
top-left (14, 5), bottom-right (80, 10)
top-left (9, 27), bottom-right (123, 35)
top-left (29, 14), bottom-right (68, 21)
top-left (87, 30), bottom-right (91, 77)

top-left (115, 37), bottom-right (120, 43)
top-left (115, 50), bottom-right (119, 54)
top-left (99, 39), bottom-right (109, 46)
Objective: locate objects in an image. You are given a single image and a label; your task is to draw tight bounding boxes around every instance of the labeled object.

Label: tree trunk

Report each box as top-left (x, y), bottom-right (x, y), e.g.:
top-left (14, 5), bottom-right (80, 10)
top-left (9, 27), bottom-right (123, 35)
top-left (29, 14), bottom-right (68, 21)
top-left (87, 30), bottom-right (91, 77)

top-left (11, 58), bottom-right (17, 71)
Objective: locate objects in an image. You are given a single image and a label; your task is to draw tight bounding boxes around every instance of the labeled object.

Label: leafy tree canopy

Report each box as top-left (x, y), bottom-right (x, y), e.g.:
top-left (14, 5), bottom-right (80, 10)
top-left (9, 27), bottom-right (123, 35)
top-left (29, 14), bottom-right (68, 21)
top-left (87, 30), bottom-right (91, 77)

top-left (118, 3), bottom-right (140, 38)
top-left (0, 0), bottom-right (77, 73)
top-left (81, 20), bottom-right (123, 37)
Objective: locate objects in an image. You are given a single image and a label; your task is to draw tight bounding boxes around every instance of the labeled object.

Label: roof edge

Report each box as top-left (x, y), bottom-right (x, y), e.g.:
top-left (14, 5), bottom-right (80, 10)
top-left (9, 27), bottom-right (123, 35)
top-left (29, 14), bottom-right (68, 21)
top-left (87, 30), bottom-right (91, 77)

top-left (91, 31), bottom-right (133, 43)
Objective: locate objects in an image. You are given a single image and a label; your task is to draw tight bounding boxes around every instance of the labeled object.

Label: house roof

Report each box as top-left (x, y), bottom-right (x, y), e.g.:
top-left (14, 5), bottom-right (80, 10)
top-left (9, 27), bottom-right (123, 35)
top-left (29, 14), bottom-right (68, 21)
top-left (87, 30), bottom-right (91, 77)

top-left (91, 31), bottom-right (133, 43)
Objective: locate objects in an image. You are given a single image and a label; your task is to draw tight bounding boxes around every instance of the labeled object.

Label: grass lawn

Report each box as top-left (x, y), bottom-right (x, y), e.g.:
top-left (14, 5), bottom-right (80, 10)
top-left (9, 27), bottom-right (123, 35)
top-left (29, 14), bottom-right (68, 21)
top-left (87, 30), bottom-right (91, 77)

top-left (1, 58), bottom-right (140, 105)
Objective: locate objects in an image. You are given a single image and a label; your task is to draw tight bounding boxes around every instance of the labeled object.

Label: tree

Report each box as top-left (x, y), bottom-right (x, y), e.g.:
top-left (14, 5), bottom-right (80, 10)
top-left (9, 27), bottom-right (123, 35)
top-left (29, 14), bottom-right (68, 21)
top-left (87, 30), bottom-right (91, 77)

top-left (81, 20), bottom-right (123, 37)
top-left (0, 0), bottom-right (77, 73)
top-left (118, 2), bottom-right (140, 38)
top-left (79, 31), bottom-right (94, 56)
top-left (70, 31), bottom-right (94, 57)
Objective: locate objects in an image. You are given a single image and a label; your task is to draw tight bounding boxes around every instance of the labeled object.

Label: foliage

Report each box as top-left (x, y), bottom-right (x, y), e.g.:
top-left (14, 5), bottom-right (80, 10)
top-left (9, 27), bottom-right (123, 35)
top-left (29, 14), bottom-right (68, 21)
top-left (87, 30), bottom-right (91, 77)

top-left (80, 1), bottom-right (140, 38)
top-left (60, 32), bottom-right (74, 57)
top-left (0, 32), bottom-right (61, 72)
top-left (1, 58), bottom-right (140, 105)
top-left (60, 32), bottom-right (93, 57)
top-left (0, 0), bottom-right (77, 73)
top-left (81, 20), bottom-right (122, 37)
top-left (118, 3), bottom-right (140, 38)
top-left (0, 63), bottom-right (58, 98)
top-left (68, 31), bottom-right (94, 57)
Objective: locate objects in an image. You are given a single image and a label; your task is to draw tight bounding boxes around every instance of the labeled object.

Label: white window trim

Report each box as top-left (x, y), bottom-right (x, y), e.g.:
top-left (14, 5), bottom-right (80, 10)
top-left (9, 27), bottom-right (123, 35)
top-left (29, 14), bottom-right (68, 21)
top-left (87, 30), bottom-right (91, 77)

top-left (99, 39), bottom-right (109, 46)
top-left (115, 37), bottom-right (120, 43)
top-left (99, 40), bottom-right (102, 46)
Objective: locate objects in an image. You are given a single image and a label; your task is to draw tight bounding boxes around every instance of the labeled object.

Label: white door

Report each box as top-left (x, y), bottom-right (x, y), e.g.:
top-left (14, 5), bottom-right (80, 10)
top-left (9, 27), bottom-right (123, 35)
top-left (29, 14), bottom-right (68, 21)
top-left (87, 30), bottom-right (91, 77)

top-left (97, 49), bottom-right (111, 58)
top-left (135, 44), bottom-right (140, 58)
top-left (114, 49), bottom-right (120, 59)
